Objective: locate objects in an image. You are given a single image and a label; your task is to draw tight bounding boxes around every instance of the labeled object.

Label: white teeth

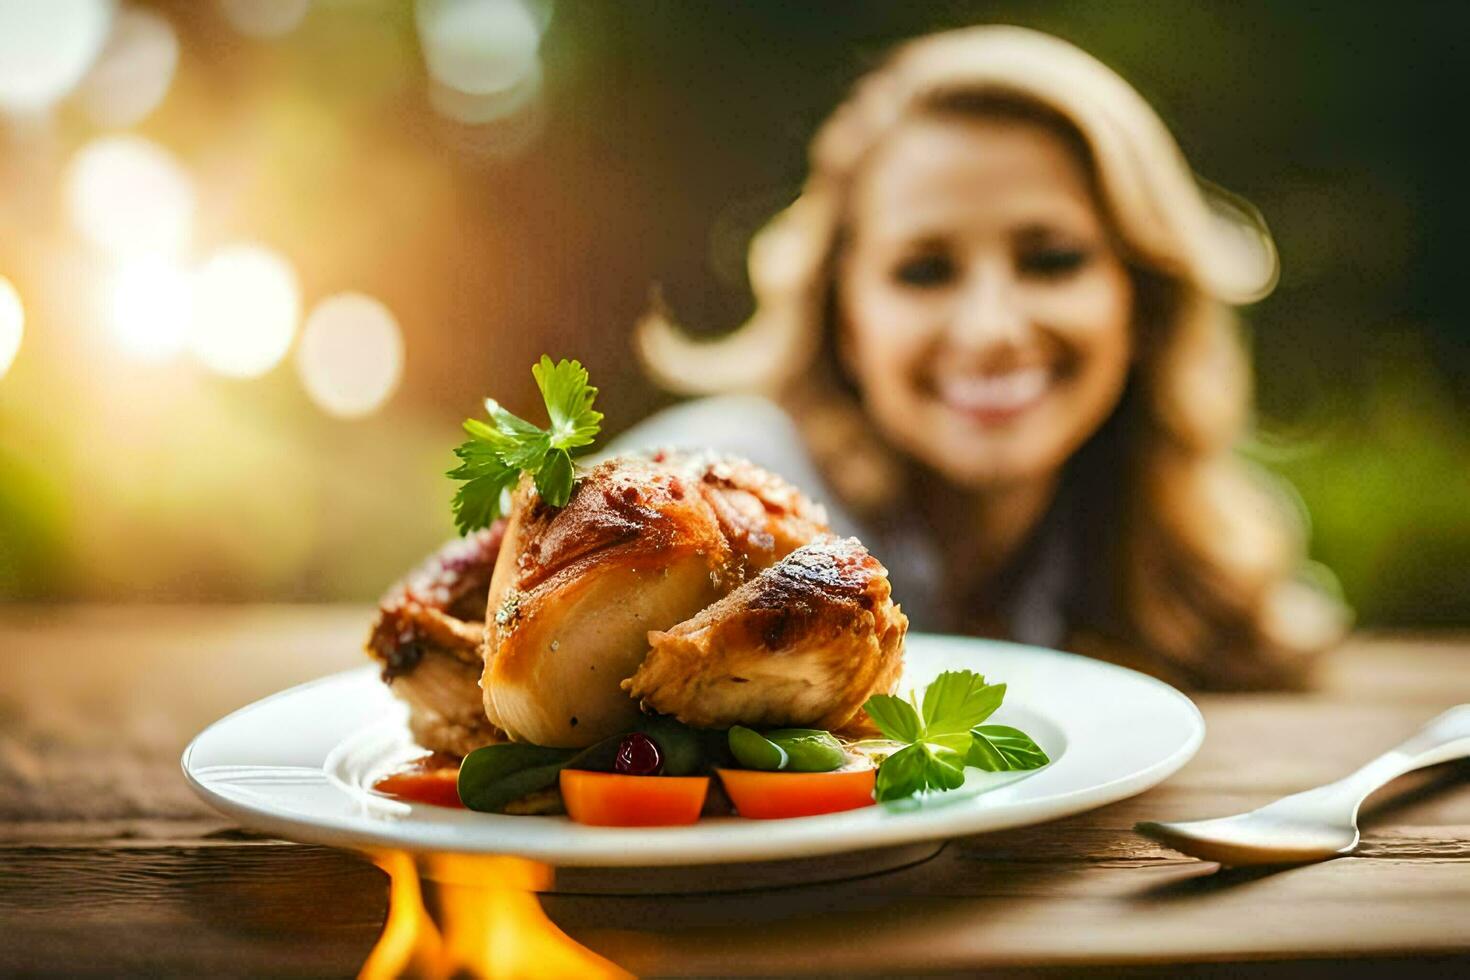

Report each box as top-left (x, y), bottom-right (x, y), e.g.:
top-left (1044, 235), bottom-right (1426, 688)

top-left (940, 367), bottom-right (1050, 413)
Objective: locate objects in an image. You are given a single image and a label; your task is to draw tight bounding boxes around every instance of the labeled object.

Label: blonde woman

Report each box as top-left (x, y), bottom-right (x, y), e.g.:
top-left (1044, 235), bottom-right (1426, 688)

top-left (618, 26), bottom-right (1346, 689)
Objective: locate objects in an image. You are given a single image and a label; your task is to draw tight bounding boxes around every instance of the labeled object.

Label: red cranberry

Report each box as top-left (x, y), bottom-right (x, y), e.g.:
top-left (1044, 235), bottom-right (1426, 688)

top-left (614, 733), bottom-right (663, 776)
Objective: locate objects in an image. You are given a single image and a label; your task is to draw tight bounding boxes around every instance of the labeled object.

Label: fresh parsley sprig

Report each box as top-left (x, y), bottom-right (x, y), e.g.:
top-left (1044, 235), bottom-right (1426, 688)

top-left (862, 669), bottom-right (1049, 802)
top-left (448, 356), bottom-right (604, 534)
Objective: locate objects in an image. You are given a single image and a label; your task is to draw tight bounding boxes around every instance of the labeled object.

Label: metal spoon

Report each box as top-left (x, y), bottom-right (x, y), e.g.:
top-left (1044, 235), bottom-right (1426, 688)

top-left (1136, 704), bottom-right (1470, 866)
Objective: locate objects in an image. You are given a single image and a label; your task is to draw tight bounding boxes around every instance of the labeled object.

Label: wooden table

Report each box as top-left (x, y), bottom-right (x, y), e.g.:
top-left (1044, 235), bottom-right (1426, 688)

top-left (3, 606), bottom-right (1468, 978)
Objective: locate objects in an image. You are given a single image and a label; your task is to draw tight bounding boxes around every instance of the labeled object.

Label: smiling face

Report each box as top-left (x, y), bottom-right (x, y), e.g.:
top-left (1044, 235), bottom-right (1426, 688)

top-left (837, 112), bottom-right (1134, 490)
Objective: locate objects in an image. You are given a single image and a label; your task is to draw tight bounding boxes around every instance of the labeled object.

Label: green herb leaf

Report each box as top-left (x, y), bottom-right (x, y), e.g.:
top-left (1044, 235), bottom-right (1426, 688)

top-left (534, 447), bottom-right (574, 508)
top-left (967, 725), bottom-right (1051, 771)
top-left (920, 670), bottom-right (1006, 735)
top-left (871, 743), bottom-right (926, 800)
top-left (862, 693), bottom-right (923, 743)
top-left (873, 741), bottom-right (967, 802)
top-left (448, 357), bottom-right (602, 533)
top-left (864, 670), bottom-right (1048, 803)
top-left (533, 355), bottom-right (603, 450)
top-left (483, 399), bottom-right (543, 446)
top-left (447, 441), bottom-right (520, 537)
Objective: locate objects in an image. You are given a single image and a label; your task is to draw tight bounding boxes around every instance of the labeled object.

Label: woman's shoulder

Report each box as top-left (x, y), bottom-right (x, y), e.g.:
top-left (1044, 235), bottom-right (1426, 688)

top-left (609, 395), bottom-right (809, 472)
top-left (608, 395), bottom-right (862, 537)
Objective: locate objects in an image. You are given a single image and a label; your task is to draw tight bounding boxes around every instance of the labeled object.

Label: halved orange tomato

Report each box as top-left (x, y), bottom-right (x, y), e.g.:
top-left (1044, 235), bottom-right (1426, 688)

top-left (559, 770), bottom-right (709, 826)
top-left (716, 767), bottom-right (876, 819)
top-left (373, 766), bottom-right (465, 809)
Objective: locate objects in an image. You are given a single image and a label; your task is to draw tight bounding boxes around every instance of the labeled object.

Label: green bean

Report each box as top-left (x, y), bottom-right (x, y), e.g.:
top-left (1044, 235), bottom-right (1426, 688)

top-left (763, 728), bottom-right (846, 772)
top-left (728, 725), bottom-right (788, 771)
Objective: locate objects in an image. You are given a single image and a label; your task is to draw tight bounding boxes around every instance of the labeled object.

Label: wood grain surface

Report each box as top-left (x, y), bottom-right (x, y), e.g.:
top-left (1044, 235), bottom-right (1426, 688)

top-left (2, 606), bottom-right (1468, 978)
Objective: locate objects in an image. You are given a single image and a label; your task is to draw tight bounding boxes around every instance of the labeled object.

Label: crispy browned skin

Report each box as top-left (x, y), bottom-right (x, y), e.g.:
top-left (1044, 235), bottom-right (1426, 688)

top-left (372, 451), bottom-right (904, 753)
top-left (366, 525), bottom-right (507, 756)
top-left (624, 536), bottom-right (907, 732)
top-left (482, 451), bottom-right (834, 747)
top-left (693, 451), bottom-right (831, 574)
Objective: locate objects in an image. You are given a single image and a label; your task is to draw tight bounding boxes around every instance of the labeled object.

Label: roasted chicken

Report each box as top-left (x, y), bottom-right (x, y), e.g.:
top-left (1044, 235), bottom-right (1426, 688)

top-left (625, 535), bottom-right (907, 731)
top-left (366, 527), bottom-right (507, 756)
top-left (368, 450), bottom-right (908, 754)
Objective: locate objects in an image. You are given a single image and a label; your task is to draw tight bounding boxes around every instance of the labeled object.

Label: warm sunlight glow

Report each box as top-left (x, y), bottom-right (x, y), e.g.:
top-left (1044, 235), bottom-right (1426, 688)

top-left (416, 0), bottom-right (541, 95)
top-left (217, 0), bottom-right (312, 39)
top-left (296, 292), bottom-right (404, 418)
top-left (107, 257), bottom-right (193, 362)
top-left (190, 244), bottom-right (300, 378)
top-left (0, 0), bottom-right (112, 113)
top-left (0, 277), bottom-right (23, 379)
top-left (361, 851), bottom-right (630, 980)
top-left (66, 135), bottom-right (195, 257)
top-left (79, 6), bottom-right (179, 128)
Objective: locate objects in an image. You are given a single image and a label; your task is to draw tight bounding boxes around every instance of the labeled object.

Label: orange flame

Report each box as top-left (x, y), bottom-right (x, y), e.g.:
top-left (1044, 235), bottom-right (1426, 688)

top-left (360, 851), bottom-right (631, 980)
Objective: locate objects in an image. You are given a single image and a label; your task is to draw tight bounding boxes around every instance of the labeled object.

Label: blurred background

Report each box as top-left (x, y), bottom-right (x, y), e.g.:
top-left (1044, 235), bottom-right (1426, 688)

top-left (0, 0), bottom-right (1465, 625)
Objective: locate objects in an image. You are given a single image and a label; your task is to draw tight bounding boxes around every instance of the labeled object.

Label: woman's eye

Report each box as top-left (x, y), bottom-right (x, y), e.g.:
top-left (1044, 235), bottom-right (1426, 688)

top-left (1019, 247), bottom-right (1090, 279)
top-left (893, 255), bottom-right (955, 288)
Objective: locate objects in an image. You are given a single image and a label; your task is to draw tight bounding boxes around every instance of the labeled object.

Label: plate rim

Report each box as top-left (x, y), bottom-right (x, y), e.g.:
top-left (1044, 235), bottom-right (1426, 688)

top-left (182, 634), bottom-right (1204, 865)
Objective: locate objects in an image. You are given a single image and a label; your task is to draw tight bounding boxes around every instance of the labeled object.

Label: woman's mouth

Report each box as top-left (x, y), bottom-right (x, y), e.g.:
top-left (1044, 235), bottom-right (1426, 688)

top-left (937, 367), bottom-right (1051, 424)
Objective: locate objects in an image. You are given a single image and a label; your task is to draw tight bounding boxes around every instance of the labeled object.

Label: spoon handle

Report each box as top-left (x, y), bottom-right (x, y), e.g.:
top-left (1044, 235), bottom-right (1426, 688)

top-left (1335, 704), bottom-right (1470, 800)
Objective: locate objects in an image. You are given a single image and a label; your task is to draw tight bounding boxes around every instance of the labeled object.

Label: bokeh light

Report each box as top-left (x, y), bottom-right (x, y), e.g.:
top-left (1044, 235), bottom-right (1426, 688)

top-left (190, 245), bottom-right (301, 378)
top-left (0, 276), bottom-right (23, 379)
top-left (78, 5), bottom-right (179, 128)
top-left (416, 0), bottom-right (541, 95)
top-left (106, 257), bottom-right (193, 362)
top-left (296, 292), bottom-right (404, 418)
top-left (428, 57), bottom-right (541, 124)
top-left (217, 0), bottom-right (311, 39)
top-left (0, 0), bottom-right (113, 114)
top-left (65, 135), bottom-right (194, 256)
top-left (432, 85), bottom-right (546, 161)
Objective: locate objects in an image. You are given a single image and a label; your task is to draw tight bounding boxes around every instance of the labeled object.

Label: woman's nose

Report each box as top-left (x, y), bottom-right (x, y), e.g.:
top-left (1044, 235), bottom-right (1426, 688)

top-left (950, 265), bottom-right (1026, 350)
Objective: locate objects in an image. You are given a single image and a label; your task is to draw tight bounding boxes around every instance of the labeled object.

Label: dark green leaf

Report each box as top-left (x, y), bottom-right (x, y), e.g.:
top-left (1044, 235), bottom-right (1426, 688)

top-left (968, 725), bottom-right (1051, 771)
top-left (920, 670), bottom-right (1005, 735)
top-left (873, 741), bottom-right (967, 802)
top-left (447, 442), bottom-right (520, 535)
top-left (922, 742), bottom-right (969, 791)
top-left (636, 715), bottom-right (706, 775)
top-left (500, 430), bottom-right (550, 470)
top-left (457, 744), bottom-right (577, 813)
top-left (863, 693), bottom-right (923, 742)
top-left (873, 743), bottom-right (928, 801)
top-left (534, 447), bottom-right (575, 507)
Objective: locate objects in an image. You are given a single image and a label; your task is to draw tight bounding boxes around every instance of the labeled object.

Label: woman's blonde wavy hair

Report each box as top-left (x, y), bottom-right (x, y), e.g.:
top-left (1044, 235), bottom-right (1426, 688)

top-left (636, 26), bottom-right (1346, 688)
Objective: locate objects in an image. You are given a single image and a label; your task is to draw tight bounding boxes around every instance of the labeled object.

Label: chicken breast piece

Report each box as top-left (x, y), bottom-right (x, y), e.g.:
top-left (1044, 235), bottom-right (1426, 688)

top-left (481, 451), bottom-right (836, 748)
top-left (623, 536), bottom-right (907, 732)
top-left (483, 457), bottom-right (734, 747)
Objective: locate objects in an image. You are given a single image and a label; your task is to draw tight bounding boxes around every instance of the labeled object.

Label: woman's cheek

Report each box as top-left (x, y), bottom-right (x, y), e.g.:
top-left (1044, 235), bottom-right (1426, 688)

top-left (850, 293), bottom-right (930, 383)
top-left (1029, 270), bottom-right (1129, 335)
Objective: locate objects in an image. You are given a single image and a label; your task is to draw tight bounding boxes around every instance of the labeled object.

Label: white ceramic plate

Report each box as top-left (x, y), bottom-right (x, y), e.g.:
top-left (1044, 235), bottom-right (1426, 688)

top-left (183, 634), bottom-right (1202, 867)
